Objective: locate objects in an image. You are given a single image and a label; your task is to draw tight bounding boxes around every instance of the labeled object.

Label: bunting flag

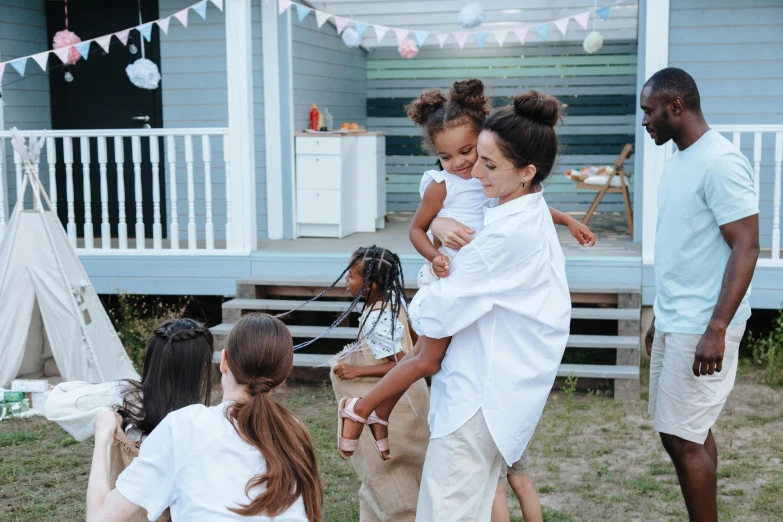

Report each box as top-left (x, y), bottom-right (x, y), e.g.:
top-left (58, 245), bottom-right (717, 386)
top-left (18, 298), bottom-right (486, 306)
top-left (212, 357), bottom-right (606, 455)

top-left (315, 10), bottom-right (330, 28)
top-left (334, 16), bottom-right (350, 35)
top-left (473, 32), bottom-right (488, 49)
top-left (535, 23), bottom-right (550, 41)
top-left (137, 23), bottom-right (154, 42)
top-left (173, 8), bottom-right (189, 27)
top-left (209, 0), bottom-right (223, 10)
top-left (373, 25), bottom-right (390, 42)
top-left (53, 47), bottom-right (72, 64)
top-left (393, 28), bottom-right (410, 45)
top-left (10, 58), bottom-right (28, 76)
top-left (278, 0), bottom-right (293, 15)
top-left (193, 0), bottom-right (208, 19)
top-left (74, 41), bottom-right (92, 60)
top-left (31, 52), bottom-right (49, 72)
top-left (414, 31), bottom-right (430, 47)
top-left (454, 32), bottom-right (470, 49)
top-left (295, 4), bottom-right (312, 22)
top-left (0, 63), bottom-right (5, 84)
top-left (513, 27), bottom-right (529, 45)
top-left (436, 33), bottom-right (449, 48)
top-left (95, 35), bottom-right (112, 53)
top-left (597, 6), bottom-right (611, 21)
top-left (354, 22), bottom-right (369, 38)
top-left (157, 17), bottom-right (171, 34)
top-left (554, 17), bottom-right (570, 36)
top-left (115, 28), bottom-right (131, 45)
top-left (574, 11), bottom-right (591, 30)
top-left (493, 29), bottom-right (508, 47)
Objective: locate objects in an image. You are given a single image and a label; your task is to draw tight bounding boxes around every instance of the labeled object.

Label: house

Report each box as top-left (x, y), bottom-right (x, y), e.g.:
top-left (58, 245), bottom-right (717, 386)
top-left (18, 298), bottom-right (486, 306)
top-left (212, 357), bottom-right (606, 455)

top-left (1, 0), bottom-right (781, 396)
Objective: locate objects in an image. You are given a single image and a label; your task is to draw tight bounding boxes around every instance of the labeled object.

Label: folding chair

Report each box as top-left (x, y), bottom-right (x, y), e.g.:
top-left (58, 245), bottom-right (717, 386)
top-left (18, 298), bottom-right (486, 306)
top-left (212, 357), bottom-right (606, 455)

top-left (577, 144), bottom-right (634, 236)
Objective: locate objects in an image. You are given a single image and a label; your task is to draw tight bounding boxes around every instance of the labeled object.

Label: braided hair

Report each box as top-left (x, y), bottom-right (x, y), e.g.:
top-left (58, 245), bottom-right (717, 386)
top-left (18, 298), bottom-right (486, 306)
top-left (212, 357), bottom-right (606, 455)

top-left (116, 318), bottom-right (214, 438)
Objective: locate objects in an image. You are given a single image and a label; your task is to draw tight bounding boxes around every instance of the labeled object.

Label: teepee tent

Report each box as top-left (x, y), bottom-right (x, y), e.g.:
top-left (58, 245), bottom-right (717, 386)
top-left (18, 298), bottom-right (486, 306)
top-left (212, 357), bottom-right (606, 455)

top-left (0, 129), bottom-right (139, 388)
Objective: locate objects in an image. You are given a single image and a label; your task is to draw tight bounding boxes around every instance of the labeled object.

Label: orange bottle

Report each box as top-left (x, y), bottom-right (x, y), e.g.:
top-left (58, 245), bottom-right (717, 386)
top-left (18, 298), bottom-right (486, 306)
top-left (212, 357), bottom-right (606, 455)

top-left (309, 104), bottom-right (320, 131)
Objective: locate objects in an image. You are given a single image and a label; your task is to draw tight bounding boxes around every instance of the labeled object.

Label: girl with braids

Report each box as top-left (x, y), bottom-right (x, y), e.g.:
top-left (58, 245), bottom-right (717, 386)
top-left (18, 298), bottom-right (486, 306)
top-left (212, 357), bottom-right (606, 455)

top-left (407, 78), bottom-right (595, 286)
top-left (86, 313), bottom-right (323, 522)
top-left (330, 246), bottom-right (430, 522)
top-left (46, 318), bottom-right (213, 522)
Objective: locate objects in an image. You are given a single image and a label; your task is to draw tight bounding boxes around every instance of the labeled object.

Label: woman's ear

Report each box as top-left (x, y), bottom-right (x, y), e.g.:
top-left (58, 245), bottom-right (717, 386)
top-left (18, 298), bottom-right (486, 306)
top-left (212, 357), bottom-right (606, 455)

top-left (522, 164), bottom-right (537, 185)
top-left (219, 349), bottom-right (228, 375)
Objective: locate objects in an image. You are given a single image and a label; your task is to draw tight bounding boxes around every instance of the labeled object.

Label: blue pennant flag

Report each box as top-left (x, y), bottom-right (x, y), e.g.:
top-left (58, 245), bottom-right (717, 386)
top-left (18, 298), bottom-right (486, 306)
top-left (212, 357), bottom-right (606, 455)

top-left (137, 22), bottom-right (153, 42)
top-left (414, 31), bottom-right (430, 47)
top-left (596, 6), bottom-right (611, 21)
top-left (193, 0), bottom-right (208, 20)
top-left (295, 4), bottom-right (312, 22)
top-left (535, 23), bottom-right (550, 41)
top-left (354, 22), bottom-right (369, 38)
top-left (75, 41), bottom-right (92, 60)
top-left (473, 32), bottom-right (488, 49)
top-left (10, 57), bottom-right (27, 77)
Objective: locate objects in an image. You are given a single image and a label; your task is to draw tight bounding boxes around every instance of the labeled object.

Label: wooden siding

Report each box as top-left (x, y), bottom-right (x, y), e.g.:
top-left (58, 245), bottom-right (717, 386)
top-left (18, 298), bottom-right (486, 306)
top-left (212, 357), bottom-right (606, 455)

top-left (669, 0), bottom-right (783, 250)
top-left (366, 41), bottom-right (638, 212)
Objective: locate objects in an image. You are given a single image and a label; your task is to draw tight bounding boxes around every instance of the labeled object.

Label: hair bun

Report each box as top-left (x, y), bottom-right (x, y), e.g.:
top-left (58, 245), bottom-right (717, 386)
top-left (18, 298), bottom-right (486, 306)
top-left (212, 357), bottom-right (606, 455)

top-left (513, 90), bottom-right (562, 127)
top-left (406, 89), bottom-right (447, 126)
top-left (449, 78), bottom-right (491, 117)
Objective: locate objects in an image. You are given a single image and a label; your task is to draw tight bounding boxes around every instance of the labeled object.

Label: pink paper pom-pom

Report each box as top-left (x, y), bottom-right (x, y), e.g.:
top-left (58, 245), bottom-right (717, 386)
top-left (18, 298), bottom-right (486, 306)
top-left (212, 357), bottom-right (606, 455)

top-left (398, 39), bottom-right (419, 59)
top-left (53, 29), bottom-right (82, 65)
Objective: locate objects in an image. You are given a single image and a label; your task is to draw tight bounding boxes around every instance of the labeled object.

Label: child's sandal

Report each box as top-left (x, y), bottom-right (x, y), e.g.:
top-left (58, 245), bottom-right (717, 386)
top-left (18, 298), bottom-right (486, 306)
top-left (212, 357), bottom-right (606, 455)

top-left (366, 412), bottom-right (391, 461)
top-left (337, 397), bottom-right (366, 460)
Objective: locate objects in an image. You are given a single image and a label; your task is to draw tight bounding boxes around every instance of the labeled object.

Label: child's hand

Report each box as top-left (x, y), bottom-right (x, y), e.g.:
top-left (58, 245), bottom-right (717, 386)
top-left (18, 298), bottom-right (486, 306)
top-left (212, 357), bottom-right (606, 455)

top-left (333, 364), bottom-right (362, 380)
top-left (432, 255), bottom-right (450, 278)
top-left (568, 221), bottom-right (597, 247)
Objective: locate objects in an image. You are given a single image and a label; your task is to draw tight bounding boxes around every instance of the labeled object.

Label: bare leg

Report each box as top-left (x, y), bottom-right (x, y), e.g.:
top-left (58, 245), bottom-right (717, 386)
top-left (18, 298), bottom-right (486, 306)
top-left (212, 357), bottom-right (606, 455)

top-left (490, 483), bottom-right (510, 522)
top-left (508, 475), bottom-right (543, 522)
top-left (704, 430), bottom-right (718, 468)
top-left (660, 432), bottom-right (718, 522)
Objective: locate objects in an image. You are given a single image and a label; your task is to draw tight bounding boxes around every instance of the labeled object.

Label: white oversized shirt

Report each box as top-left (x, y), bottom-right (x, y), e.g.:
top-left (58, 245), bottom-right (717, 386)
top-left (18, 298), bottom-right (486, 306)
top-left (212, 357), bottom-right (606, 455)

top-left (408, 190), bottom-right (571, 465)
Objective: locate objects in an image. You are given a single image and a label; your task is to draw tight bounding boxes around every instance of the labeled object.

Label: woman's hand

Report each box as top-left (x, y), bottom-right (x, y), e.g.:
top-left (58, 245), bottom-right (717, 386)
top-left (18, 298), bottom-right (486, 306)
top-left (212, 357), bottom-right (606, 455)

top-left (93, 410), bottom-right (117, 444)
top-left (432, 255), bottom-right (451, 278)
top-left (568, 221), bottom-right (597, 247)
top-left (334, 364), bottom-right (362, 380)
top-left (430, 218), bottom-right (475, 251)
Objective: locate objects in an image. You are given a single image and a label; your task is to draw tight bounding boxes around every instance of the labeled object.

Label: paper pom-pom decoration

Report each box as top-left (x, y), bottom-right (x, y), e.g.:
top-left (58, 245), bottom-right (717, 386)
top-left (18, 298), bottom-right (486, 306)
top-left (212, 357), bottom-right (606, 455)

top-left (398, 39), bottom-right (419, 59)
top-left (53, 29), bottom-right (82, 65)
top-left (457, 3), bottom-right (485, 29)
top-left (126, 58), bottom-right (161, 90)
top-left (583, 31), bottom-right (604, 54)
top-left (342, 27), bottom-right (361, 48)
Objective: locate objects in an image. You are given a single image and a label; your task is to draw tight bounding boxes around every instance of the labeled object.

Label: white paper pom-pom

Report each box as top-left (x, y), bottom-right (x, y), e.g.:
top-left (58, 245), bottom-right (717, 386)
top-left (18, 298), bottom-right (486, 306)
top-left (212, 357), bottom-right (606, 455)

top-left (457, 3), bottom-right (485, 29)
top-left (126, 58), bottom-right (161, 90)
top-left (583, 31), bottom-right (604, 54)
top-left (342, 27), bottom-right (361, 48)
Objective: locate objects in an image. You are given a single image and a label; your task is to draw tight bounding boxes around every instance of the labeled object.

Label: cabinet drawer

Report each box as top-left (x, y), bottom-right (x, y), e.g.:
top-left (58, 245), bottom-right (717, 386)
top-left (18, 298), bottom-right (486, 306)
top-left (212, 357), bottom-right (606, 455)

top-left (296, 137), bottom-right (341, 155)
top-left (297, 189), bottom-right (341, 224)
top-left (297, 155), bottom-right (341, 189)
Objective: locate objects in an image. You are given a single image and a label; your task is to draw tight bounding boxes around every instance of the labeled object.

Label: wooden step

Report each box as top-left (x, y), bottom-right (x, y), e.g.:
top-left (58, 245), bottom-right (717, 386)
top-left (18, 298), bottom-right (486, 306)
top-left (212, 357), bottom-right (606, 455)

top-left (570, 308), bottom-right (640, 321)
top-left (567, 335), bottom-right (640, 350)
top-left (558, 364), bottom-right (639, 380)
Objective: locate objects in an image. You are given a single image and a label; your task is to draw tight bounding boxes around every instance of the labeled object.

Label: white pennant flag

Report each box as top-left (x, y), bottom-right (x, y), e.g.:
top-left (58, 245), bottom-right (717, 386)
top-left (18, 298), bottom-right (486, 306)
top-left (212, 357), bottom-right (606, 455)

top-left (573, 11), bottom-right (590, 30)
top-left (454, 32), bottom-right (470, 49)
top-left (209, 0), bottom-right (224, 10)
top-left (373, 24), bottom-right (390, 43)
top-left (31, 52), bottom-right (49, 72)
top-left (513, 27), bottom-right (529, 45)
top-left (278, 0), bottom-right (293, 15)
top-left (493, 29), bottom-right (508, 47)
top-left (554, 17), bottom-right (570, 36)
top-left (157, 17), bottom-right (171, 34)
top-left (315, 10), bottom-right (330, 28)
top-left (334, 16), bottom-right (350, 35)
top-left (53, 47), bottom-right (72, 64)
top-left (95, 35), bottom-right (112, 53)
top-left (436, 33), bottom-right (450, 48)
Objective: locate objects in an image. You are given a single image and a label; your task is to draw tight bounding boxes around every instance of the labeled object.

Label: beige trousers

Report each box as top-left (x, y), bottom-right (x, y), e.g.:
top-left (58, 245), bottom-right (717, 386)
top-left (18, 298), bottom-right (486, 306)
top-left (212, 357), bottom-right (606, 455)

top-left (416, 410), bottom-right (503, 522)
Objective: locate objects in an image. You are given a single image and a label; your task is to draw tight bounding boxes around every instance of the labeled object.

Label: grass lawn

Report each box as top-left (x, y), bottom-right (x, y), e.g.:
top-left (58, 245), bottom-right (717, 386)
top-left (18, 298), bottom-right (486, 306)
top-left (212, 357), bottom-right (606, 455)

top-left (1, 365), bottom-right (782, 521)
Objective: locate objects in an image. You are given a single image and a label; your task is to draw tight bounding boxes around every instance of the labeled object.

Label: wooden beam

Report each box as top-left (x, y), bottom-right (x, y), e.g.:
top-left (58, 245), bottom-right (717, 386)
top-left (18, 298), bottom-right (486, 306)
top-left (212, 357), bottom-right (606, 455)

top-left (262, 0), bottom-right (285, 239)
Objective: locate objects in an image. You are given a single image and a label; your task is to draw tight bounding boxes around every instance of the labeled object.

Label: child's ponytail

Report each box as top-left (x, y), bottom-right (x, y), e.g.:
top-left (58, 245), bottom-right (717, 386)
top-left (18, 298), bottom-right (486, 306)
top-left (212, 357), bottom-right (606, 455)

top-left (224, 314), bottom-right (323, 522)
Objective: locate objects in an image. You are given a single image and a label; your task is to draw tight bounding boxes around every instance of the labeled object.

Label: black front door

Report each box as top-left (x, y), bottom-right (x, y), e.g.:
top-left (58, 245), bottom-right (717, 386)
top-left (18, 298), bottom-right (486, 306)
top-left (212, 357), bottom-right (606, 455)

top-left (45, 0), bottom-right (165, 239)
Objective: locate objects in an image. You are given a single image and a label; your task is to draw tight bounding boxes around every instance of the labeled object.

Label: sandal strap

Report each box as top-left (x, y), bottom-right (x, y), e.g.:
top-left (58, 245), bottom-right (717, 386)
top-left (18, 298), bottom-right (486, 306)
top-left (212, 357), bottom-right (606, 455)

top-left (338, 436), bottom-right (360, 452)
top-left (340, 398), bottom-right (367, 425)
top-left (374, 437), bottom-right (390, 453)
top-left (367, 413), bottom-right (389, 426)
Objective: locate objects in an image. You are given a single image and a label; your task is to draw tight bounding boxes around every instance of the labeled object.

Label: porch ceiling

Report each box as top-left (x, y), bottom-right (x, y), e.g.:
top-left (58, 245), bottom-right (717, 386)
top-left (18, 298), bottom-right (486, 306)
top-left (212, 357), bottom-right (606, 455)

top-left (306, 0), bottom-right (639, 47)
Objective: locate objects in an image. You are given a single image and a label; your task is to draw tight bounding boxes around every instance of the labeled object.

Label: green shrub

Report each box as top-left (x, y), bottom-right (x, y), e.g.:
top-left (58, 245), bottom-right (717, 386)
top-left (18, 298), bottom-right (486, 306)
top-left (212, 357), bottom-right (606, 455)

top-left (748, 309), bottom-right (783, 388)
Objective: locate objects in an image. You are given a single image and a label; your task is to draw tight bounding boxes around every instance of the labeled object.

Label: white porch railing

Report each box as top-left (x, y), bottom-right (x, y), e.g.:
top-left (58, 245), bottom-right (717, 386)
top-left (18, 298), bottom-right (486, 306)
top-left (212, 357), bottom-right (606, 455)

top-left (664, 124), bottom-right (783, 267)
top-left (0, 127), bottom-right (245, 255)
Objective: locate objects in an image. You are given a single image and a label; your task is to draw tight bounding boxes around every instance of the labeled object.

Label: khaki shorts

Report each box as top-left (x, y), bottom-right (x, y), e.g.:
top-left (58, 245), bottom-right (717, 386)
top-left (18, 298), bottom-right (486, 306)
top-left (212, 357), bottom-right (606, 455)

top-left (498, 446), bottom-right (531, 484)
top-left (648, 323), bottom-right (745, 444)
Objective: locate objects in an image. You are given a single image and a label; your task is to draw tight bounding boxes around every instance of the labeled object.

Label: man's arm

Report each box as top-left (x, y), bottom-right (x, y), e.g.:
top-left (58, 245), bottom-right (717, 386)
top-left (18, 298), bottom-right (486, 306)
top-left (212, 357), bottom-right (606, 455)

top-left (693, 214), bottom-right (759, 376)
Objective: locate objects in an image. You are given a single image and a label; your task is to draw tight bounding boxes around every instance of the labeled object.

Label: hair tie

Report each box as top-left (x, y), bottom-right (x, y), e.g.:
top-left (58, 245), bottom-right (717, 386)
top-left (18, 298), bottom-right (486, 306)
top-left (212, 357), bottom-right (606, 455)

top-left (249, 377), bottom-right (275, 396)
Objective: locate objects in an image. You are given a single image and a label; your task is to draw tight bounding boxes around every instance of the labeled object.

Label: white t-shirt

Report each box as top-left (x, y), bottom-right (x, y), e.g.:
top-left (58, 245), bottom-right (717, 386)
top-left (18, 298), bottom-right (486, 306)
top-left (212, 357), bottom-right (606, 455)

top-left (361, 308), bottom-right (406, 360)
top-left (116, 402), bottom-right (309, 522)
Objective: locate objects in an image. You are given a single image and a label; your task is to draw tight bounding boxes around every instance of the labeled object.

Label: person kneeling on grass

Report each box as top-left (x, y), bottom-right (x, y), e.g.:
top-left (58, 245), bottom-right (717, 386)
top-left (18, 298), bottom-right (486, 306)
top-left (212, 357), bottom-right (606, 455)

top-left (85, 314), bottom-right (323, 522)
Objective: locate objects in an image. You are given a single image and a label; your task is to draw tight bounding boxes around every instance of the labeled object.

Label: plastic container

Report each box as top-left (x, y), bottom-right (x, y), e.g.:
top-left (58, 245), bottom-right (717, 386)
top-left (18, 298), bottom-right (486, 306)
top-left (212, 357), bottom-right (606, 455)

top-left (323, 108), bottom-right (334, 131)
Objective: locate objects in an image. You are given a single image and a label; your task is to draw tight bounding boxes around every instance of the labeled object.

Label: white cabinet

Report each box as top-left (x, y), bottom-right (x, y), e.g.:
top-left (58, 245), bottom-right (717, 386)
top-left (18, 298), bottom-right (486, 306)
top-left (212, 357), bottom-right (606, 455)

top-left (294, 133), bottom-right (386, 238)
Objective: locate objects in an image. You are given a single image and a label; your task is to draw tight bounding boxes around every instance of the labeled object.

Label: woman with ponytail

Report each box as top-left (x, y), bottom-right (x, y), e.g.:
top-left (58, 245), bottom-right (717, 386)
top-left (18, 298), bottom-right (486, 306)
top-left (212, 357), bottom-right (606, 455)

top-left (85, 313), bottom-right (323, 522)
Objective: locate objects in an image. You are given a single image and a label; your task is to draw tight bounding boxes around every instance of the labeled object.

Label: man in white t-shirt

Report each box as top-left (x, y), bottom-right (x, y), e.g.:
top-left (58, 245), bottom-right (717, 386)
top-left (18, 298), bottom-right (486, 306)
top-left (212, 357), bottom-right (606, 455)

top-left (640, 68), bottom-right (759, 522)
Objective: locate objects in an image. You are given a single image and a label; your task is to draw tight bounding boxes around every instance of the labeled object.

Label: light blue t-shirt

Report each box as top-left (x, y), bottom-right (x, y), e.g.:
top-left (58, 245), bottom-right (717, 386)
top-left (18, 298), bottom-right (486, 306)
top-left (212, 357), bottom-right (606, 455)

top-left (654, 130), bottom-right (758, 334)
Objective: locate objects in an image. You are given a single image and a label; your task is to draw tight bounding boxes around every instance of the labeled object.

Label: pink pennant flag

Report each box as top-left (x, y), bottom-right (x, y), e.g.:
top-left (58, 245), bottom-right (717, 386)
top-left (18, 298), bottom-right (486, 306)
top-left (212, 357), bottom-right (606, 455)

top-left (53, 46), bottom-right (72, 64)
top-left (315, 10), bottom-right (330, 28)
top-left (31, 52), bottom-right (49, 72)
top-left (157, 17), bottom-right (171, 34)
top-left (493, 29), bottom-right (508, 47)
top-left (95, 35), bottom-right (112, 53)
top-left (513, 27), bottom-right (529, 45)
top-left (334, 16), bottom-right (350, 35)
top-left (173, 8), bottom-right (189, 27)
top-left (436, 33), bottom-right (449, 48)
top-left (373, 25), bottom-right (390, 43)
top-left (454, 32), bottom-right (470, 49)
top-left (394, 28), bottom-right (411, 45)
top-left (115, 28), bottom-right (131, 45)
top-left (554, 17), bottom-right (570, 36)
top-left (573, 11), bottom-right (590, 31)
top-left (278, 0), bottom-right (293, 15)
top-left (209, 0), bottom-right (224, 11)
